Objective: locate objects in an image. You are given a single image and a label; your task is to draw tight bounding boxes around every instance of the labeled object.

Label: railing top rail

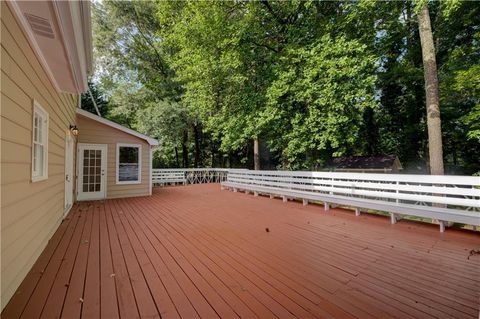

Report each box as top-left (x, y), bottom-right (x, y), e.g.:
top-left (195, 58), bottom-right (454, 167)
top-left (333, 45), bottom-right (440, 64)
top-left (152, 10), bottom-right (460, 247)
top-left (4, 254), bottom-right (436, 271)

top-left (153, 168), bottom-right (234, 172)
top-left (228, 170), bottom-right (480, 186)
top-left (152, 168), bottom-right (479, 186)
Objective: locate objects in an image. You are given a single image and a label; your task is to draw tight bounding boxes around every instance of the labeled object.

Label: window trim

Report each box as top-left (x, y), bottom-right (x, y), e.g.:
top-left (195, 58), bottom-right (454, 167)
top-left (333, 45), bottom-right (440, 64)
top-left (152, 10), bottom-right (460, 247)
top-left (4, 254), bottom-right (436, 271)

top-left (116, 143), bottom-right (142, 185)
top-left (31, 100), bottom-right (49, 182)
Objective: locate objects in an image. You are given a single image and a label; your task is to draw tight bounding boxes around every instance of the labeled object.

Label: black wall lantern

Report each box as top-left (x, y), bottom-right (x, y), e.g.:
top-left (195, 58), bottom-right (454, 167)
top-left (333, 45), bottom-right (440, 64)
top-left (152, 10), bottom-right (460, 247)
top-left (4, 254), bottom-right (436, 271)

top-left (69, 125), bottom-right (79, 136)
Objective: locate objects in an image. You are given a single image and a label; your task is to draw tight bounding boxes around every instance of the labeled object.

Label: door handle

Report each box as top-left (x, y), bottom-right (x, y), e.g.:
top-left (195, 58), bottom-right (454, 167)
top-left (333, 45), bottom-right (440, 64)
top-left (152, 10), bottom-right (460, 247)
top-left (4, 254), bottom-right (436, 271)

top-left (66, 174), bottom-right (70, 182)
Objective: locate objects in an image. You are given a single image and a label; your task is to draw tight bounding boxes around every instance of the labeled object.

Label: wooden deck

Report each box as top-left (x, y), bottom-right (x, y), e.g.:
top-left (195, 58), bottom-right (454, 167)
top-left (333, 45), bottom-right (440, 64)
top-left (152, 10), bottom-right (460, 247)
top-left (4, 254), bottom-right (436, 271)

top-left (2, 184), bottom-right (479, 319)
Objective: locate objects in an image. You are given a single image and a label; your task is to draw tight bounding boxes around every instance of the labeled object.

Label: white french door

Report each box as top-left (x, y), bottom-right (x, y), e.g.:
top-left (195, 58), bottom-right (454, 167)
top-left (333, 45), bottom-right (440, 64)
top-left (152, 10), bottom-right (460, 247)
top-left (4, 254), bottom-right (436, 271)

top-left (77, 144), bottom-right (107, 201)
top-left (64, 134), bottom-right (74, 215)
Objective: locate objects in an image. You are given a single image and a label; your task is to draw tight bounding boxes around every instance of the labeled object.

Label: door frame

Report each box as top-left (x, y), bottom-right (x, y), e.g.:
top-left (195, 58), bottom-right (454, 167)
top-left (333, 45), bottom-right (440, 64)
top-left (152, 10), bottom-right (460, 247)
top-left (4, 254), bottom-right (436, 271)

top-left (77, 143), bottom-right (108, 201)
top-left (64, 134), bottom-right (74, 216)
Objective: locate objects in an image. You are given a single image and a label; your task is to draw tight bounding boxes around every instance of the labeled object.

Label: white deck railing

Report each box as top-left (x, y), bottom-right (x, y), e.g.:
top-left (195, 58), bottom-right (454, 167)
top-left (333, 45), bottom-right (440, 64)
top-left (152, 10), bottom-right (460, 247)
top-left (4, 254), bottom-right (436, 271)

top-left (152, 168), bottom-right (233, 185)
top-left (221, 170), bottom-right (480, 231)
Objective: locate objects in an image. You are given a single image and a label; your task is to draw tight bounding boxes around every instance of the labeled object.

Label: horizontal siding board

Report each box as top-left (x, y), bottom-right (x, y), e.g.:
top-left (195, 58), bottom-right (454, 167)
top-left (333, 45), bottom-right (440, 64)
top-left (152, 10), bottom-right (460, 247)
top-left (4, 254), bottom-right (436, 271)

top-left (1, 180), bottom-right (64, 222)
top-left (0, 52), bottom-right (69, 140)
top-left (0, 2), bottom-right (77, 309)
top-left (1, 162), bottom-right (65, 185)
top-left (1, 212), bottom-right (62, 305)
top-left (1, 116), bottom-right (31, 145)
top-left (1, 93), bottom-right (31, 128)
top-left (1, 197), bottom-right (63, 266)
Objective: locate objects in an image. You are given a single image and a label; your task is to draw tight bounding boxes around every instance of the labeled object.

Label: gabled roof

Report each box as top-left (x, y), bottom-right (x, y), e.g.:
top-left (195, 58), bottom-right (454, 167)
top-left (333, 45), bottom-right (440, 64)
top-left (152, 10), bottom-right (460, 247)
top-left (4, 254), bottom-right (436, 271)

top-left (76, 108), bottom-right (159, 146)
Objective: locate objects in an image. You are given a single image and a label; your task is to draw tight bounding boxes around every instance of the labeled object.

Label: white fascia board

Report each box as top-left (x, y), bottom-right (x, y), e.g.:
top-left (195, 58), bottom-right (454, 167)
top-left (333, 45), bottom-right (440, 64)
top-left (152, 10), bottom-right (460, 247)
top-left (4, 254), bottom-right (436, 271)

top-left (52, 0), bottom-right (91, 92)
top-left (77, 108), bottom-right (159, 146)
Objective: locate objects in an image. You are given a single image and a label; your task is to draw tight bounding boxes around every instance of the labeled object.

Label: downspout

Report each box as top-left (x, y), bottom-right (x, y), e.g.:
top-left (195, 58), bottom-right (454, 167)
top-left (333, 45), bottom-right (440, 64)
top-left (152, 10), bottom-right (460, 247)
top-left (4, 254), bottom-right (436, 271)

top-left (88, 88), bottom-right (101, 117)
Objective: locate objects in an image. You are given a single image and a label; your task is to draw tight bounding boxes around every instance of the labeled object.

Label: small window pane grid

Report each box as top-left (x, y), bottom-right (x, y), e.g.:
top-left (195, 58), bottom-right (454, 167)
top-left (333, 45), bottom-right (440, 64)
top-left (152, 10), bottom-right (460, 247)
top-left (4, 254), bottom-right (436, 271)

top-left (32, 105), bottom-right (48, 180)
top-left (118, 146), bottom-right (140, 182)
top-left (82, 149), bottom-right (102, 193)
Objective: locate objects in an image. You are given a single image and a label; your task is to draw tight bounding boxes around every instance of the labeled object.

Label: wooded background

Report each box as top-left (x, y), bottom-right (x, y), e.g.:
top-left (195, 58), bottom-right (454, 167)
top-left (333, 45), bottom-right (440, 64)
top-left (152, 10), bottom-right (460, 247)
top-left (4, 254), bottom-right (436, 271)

top-left (82, 0), bottom-right (480, 174)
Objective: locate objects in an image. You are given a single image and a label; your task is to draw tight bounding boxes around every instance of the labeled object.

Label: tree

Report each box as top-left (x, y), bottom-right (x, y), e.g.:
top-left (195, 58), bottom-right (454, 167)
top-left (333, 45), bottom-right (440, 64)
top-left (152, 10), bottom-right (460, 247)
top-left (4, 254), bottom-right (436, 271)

top-left (417, 3), bottom-right (444, 175)
top-left (80, 82), bottom-right (110, 117)
top-left (90, 0), bottom-right (479, 173)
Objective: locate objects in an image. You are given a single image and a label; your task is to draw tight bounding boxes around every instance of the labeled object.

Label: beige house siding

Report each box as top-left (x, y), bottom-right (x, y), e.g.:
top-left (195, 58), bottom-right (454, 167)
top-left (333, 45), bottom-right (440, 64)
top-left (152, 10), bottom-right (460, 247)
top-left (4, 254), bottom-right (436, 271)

top-left (1, 2), bottom-right (78, 309)
top-left (77, 115), bottom-right (151, 199)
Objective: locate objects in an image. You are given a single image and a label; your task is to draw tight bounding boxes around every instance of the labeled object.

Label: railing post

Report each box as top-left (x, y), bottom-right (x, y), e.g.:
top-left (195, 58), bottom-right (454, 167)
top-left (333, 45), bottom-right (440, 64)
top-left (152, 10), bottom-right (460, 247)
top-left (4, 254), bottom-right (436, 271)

top-left (396, 181), bottom-right (399, 204)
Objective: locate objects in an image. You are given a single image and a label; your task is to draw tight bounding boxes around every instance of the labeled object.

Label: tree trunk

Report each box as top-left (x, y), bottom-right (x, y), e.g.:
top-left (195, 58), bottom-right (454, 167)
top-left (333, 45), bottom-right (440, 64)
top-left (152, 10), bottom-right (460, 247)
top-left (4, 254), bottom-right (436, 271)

top-left (418, 4), bottom-right (444, 175)
top-left (182, 130), bottom-right (188, 168)
top-left (174, 146), bottom-right (180, 168)
top-left (253, 138), bottom-right (260, 170)
top-left (193, 124), bottom-right (200, 168)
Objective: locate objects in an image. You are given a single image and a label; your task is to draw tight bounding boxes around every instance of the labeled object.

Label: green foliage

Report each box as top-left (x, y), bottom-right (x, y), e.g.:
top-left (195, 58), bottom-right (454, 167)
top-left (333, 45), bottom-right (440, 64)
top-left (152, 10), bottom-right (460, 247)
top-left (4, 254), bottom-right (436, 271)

top-left (90, 0), bottom-right (480, 173)
top-left (263, 36), bottom-right (377, 168)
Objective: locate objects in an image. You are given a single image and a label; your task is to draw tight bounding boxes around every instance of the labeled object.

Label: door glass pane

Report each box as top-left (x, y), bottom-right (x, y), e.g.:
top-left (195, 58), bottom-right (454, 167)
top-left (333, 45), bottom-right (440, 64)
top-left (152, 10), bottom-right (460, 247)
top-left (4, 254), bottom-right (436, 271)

top-left (82, 148), bottom-right (102, 193)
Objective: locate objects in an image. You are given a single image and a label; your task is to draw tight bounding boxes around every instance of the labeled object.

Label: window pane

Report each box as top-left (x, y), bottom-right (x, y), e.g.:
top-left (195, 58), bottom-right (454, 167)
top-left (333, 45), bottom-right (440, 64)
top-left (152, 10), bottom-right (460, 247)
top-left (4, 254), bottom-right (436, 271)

top-left (34, 117), bottom-right (39, 142)
top-left (33, 144), bottom-right (39, 175)
top-left (38, 118), bottom-right (42, 143)
top-left (118, 146), bottom-right (139, 182)
top-left (119, 164), bottom-right (139, 181)
top-left (119, 147), bottom-right (138, 163)
top-left (34, 144), bottom-right (44, 175)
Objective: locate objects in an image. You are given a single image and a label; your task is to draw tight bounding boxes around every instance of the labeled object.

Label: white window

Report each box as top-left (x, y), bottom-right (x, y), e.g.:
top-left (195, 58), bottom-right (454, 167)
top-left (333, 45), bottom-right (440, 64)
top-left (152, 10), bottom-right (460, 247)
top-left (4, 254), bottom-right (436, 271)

top-left (116, 143), bottom-right (142, 184)
top-left (31, 101), bottom-right (49, 182)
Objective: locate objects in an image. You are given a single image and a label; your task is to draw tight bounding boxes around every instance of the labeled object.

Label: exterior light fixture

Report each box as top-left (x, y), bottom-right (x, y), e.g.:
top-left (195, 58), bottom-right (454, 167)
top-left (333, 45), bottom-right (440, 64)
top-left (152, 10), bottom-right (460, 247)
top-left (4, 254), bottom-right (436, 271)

top-left (69, 125), bottom-right (79, 136)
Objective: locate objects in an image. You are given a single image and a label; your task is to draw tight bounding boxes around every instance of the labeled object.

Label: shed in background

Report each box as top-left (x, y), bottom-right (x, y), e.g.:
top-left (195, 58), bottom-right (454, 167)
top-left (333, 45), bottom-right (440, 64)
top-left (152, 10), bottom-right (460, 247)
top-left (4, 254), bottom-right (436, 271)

top-left (330, 155), bottom-right (403, 173)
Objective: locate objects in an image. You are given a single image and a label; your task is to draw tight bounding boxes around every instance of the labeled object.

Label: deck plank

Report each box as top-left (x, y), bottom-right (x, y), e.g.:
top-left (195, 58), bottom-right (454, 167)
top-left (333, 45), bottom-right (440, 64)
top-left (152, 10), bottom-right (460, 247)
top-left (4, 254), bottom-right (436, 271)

top-left (82, 202), bottom-right (101, 318)
top-left (135, 196), bottom-right (353, 319)
top-left (104, 199), bottom-right (140, 319)
top-left (1, 206), bottom-right (78, 319)
top-left (21, 206), bottom-right (87, 319)
top-left (61, 203), bottom-right (94, 318)
top-left (114, 199), bottom-right (180, 318)
top-left (3, 184), bottom-right (479, 319)
top-left (98, 201), bottom-right (119, 319)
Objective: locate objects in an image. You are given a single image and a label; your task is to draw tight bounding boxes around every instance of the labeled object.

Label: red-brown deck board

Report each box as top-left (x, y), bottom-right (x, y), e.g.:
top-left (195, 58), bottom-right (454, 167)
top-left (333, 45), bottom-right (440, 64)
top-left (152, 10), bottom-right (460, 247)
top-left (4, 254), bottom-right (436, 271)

top-left (2, 184), bottom-right (479, 319)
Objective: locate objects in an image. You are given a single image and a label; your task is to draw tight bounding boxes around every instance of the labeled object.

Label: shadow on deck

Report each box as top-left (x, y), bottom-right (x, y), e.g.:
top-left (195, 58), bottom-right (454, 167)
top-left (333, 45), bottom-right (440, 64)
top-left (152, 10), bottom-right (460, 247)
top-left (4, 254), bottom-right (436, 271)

top-left (3, 184), bottom-right (480, 318)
